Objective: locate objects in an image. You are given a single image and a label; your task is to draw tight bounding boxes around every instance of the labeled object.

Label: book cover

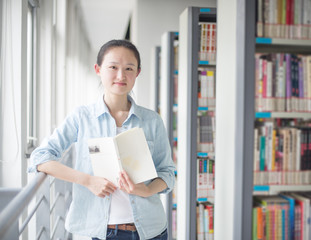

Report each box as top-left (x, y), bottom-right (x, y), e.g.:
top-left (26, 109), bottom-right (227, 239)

top-left (88, 127), bottom-right (158, 185)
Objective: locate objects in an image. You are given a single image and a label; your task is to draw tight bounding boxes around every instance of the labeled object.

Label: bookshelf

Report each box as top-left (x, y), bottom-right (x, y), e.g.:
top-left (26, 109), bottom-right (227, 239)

top-left (177, 7), bottom-right (216, 240)
top-left (150, 46), bottom-right (161, 113)
top-left (252, 1), bottom-right (311, 239)
top-left (160, 31), bottom-right (178, 240)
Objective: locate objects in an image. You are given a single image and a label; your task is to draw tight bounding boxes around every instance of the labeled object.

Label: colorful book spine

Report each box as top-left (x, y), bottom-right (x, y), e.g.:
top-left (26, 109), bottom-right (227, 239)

top-left (254, 120), bottom-right (311, 185)
top-left (255, 53), bottom-right (311, 113)
top-left (256, 0), bottom-right (311, 39)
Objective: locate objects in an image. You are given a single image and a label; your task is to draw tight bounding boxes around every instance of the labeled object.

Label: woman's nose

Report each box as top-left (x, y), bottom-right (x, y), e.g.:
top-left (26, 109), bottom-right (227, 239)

top-left (117, 69), bottom-right (125, 80)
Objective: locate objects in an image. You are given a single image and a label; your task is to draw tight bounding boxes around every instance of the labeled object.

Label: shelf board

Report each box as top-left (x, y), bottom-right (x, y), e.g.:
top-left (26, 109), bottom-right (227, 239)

top-left (197, 152), bottom-right (208, 157)
top-left (198, 106), bottom-right (215, 111)
top-left (197, 152), bottom-right (215, 158)
top-left (255, 112), bottom-right (311, 119)
top-left (199, 8), bottom-right (212, 13)
top-left (198, 60), bottom-right (216, 66)
top-left (173, 105), bottom-right (216, 112)
top-left (173, 104), bottom-right (178, 112)
top-left (253, 185), bottom-right (311, 195)
top-left (255, 37), bottom-right (311, 53)
top-left (256, 37), bottom-right (311, 47)
top-left (197, 197), bottom-right (214, 204)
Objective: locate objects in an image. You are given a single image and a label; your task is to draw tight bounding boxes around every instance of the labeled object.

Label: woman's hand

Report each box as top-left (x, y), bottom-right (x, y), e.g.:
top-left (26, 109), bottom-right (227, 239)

top-left (118, 171), bottom-right (152, 197)
top-left (85, 175), bottom-right (117, 198)
top-left (37, 161), bottom-right (117, 198)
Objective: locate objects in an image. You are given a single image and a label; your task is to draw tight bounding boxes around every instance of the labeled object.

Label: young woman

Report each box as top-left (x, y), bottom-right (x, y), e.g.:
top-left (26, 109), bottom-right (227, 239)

top-left (29, 40), bottom-right (175, 240)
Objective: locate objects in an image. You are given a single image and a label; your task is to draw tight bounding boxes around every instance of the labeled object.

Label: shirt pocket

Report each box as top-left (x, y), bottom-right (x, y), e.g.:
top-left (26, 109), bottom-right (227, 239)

top-left (147, 141), bottom-right (155, 155)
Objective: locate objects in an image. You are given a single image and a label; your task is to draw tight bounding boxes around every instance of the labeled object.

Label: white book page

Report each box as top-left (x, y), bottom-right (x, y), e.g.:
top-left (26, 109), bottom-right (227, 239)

top-left (115, 128), bottom-right (158, 184)
top-left (88, 137), bottom-right (120, 185)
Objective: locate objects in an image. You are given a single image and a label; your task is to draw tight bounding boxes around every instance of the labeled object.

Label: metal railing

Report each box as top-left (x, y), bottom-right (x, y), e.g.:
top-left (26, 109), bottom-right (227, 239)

top-left (0, 150), bottom-right (73, 240)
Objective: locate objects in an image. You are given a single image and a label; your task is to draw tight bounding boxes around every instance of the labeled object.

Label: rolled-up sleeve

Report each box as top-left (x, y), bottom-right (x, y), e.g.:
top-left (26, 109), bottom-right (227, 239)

top-left (152, 115), bottom-right (176, 194)
top-left (28, 108), bottom-right (80, 173)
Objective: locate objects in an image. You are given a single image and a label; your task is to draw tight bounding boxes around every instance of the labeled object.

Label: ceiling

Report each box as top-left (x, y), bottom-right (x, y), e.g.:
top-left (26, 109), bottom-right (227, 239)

top-left (79, 0), bottom-right (135, 52)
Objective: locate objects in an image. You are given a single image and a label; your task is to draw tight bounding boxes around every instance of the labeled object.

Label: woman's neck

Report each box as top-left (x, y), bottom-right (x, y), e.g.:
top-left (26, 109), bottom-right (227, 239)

top-left (104, 94), bottom-right (130, 113)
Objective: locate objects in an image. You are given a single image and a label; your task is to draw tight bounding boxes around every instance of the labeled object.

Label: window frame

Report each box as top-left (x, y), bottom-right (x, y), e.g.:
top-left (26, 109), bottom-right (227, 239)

top-left (26, 0), bottom-right (39, 153)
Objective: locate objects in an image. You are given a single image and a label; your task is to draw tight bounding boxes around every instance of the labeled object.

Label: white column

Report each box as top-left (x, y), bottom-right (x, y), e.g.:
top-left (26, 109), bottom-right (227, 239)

top-left (55, 0), bottom-right (67, 125)
top-left (0, 0), bottom-right (28, 188)
top-left (215, 0), bottom-right (255, 239)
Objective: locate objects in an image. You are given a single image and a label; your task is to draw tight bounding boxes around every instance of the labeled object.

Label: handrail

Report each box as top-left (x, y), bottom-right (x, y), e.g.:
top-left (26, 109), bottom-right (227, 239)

top-left (0, 172), bottom-right (47, 238)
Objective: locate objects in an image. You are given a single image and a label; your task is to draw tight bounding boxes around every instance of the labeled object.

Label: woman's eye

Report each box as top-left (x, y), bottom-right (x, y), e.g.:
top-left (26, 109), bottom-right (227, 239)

top-left (126, 68), bottom-right (133, 71)
top-left (110, 66), bottom-right (117, 69)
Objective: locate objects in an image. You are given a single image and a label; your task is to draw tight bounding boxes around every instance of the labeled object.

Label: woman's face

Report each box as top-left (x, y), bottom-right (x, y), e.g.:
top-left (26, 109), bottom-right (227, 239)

top-left (95, 47), bottom-right (140, 97)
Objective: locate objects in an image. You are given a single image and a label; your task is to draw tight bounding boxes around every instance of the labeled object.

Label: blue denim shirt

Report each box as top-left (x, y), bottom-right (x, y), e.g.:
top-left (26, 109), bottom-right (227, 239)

top-left (28, 95), bottom-right (176, 240)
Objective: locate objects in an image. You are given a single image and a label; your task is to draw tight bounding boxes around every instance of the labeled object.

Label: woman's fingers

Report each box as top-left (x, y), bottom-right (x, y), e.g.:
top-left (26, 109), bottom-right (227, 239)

top-left (118, 172), bottom-right (128, 190)
top-left (104, 183), bottom-right (117, 194)
top-left (119, 171), bottom-right (133, 191)
top-left (87, 176), bottom-right (117, 197)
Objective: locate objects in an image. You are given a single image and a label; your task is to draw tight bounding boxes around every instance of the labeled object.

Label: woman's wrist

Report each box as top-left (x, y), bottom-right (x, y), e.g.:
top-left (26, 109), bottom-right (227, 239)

top-left (78, 173), bottom-right (91, 187)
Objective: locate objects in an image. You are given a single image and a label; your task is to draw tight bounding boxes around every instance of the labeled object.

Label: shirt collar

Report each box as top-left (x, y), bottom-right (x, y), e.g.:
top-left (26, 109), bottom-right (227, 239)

top-left (94, 94), bottom-right (141, 120)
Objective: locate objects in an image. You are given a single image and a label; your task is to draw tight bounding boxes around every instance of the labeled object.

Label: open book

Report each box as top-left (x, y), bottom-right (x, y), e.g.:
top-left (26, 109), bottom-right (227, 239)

top-left (88, 127), bottom-right (157, 185)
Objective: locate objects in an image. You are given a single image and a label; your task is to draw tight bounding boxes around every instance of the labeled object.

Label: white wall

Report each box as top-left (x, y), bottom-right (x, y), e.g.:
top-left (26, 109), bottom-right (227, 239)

top-left (131, 0), bottom-right (216, 108)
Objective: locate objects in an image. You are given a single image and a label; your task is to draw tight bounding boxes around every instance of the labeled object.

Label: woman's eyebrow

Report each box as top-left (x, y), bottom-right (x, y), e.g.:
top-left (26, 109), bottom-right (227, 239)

top-left (108, 61), bottom-right (136, 67)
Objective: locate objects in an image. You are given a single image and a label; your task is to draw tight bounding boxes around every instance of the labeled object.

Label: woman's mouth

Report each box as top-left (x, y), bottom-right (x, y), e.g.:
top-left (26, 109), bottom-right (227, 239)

top-left (114, 82), bottom-right (127, 86)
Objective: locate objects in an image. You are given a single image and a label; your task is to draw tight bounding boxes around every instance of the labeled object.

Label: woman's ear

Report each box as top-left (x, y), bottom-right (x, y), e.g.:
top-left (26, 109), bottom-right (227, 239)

top-left (94, 64), bottom-right (101, 75)
top-left (136, 68), bottom-right (141, 77)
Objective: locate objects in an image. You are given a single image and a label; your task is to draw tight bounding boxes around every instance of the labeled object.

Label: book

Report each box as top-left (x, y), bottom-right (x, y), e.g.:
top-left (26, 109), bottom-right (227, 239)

top-left (197, 203), bottom-right (205, 240)
top-left (88, 127), bottom-right (158, 185)
top-left (253, 120), bottom-right (311, 186)
top-left (254, 195), bottom-right (290, 239)
top-left (280, 193), bottom-right (296, 239)
top-left (256, 0), bottom-right (311, 39)
top-left (290, 192), bottom-right (311, 240)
